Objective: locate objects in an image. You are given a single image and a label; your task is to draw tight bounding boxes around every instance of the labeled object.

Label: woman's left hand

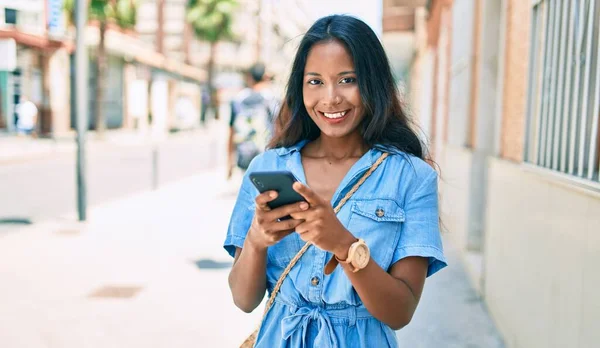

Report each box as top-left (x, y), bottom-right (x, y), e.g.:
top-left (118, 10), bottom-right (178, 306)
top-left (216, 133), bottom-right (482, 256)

top-left (289, 182), bottom-right (357, 258)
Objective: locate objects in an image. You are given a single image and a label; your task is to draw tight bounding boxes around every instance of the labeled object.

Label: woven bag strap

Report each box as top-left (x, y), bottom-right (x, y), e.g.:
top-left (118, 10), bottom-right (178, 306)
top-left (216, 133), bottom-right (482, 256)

top-left (260, 152), bottom-right (389, 318)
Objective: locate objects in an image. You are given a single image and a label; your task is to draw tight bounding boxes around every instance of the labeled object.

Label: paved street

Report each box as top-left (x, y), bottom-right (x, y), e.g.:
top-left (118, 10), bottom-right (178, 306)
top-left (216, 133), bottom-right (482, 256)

top-left (397, 239), bottom-right (504, 348)
top-left (0, 152), bottom-right (504, 347)
top-left (0, 122), bottom-right (227, 234)
top-left (0, 167), bottom-right (262, 348)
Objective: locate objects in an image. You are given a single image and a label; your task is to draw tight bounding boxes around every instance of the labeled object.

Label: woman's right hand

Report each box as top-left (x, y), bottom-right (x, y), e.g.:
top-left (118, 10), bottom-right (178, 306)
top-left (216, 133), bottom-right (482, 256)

top-left (246, 190), bottom-right (309, 251)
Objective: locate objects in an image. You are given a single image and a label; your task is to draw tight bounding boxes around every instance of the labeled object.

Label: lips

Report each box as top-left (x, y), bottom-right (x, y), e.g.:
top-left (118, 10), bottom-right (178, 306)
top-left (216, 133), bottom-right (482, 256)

top-left (318, 109), bottom-right (351, 124)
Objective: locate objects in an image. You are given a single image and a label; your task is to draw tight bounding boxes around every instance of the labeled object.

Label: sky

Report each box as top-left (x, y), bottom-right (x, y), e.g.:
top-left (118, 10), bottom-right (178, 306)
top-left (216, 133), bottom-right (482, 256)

top-left (299, 0), bottom-right (383, 36)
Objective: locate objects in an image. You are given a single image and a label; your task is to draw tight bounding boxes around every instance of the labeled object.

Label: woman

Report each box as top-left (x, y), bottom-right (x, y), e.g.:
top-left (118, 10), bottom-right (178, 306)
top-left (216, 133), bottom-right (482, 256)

top-left (224, 15), bottom-right (446, 348)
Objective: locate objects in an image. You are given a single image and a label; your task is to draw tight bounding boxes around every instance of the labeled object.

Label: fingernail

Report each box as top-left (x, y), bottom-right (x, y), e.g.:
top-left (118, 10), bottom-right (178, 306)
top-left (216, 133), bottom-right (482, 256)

top-left (299, 202), bottom-right (309, 210)
top-left (269, 191), bottom-right (277, 198)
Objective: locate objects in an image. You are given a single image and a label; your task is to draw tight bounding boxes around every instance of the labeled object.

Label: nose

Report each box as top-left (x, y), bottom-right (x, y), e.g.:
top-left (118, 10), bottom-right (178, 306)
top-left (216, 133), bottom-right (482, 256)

top-left (323, 85), bottom-right (342, 106)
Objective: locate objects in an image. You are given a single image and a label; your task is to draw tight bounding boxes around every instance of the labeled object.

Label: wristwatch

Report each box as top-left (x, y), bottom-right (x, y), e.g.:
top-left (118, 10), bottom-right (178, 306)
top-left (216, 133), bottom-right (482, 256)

top-left (324, 239), bottom-right (370, 275)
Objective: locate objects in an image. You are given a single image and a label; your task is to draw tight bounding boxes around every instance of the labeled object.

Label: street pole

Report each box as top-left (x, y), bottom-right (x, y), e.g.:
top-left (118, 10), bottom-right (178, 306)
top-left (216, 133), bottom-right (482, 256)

top-left (75, 0), bottom-right (88, 221)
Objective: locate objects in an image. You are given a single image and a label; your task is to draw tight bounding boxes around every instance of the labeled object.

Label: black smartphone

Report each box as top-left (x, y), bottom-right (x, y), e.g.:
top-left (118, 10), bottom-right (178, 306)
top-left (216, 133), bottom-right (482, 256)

top-left (249, 171), bottom-right (306, 214)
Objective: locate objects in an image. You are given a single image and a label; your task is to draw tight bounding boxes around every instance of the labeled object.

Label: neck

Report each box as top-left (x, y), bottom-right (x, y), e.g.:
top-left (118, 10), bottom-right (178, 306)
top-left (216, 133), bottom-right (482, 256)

top-left (252, 81), bottom-right (267, 91)
top-left (312, 131), bottom-right (369, 160)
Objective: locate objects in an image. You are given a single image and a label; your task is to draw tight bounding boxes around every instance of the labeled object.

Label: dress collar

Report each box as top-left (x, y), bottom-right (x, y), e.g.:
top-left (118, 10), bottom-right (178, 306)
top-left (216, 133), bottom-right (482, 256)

top-left (274, 139), bottom-right (310, 156)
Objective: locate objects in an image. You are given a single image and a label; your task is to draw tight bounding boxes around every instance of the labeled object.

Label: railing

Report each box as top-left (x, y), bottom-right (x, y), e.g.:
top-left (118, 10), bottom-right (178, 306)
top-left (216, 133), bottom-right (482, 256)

top-left (525, 0), bottom-right (600, 183)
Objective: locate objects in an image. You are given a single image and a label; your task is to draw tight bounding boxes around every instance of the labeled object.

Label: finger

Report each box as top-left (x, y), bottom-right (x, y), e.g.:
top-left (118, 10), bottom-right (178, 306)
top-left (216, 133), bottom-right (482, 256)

top-left (260, 228), bottom-right (294, 245)
top-left (289, 209), bottom-right (313, 221)
top-left (255, 191), bottom-right (278, 211)
top-left (265, 218), bottom-right (304, 234)
top-left (266, 201), bottom-right (309, 221)
top-left (289, 200), bottom-right (328, 221)
top-left (256, 202), bottom-right (271, 212)
top-left (295, 220), bottom-right (313, 235)
top-left (297, 230), bottom-right (316, 243)
top-left (292, 182), bottom-right (322, 206)
top-left (269, 229), bottom-right (296, 243)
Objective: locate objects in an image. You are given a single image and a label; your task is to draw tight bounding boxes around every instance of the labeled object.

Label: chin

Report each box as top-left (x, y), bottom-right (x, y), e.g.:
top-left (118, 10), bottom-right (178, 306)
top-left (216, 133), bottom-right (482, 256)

top-left (318, 127), bottom-right (355, 139)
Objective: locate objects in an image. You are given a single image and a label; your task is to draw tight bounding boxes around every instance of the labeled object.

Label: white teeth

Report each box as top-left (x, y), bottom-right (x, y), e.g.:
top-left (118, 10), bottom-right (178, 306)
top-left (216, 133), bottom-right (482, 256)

top-left (323, 111), bottom-right (348, 119)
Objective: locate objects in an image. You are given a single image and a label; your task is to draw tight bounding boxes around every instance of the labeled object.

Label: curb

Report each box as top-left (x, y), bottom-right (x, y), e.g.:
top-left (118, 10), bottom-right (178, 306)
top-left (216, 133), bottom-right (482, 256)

top-left (0, 127), bottom-right (218, 166)
top-left (0, 166), bottom-right (233, 238)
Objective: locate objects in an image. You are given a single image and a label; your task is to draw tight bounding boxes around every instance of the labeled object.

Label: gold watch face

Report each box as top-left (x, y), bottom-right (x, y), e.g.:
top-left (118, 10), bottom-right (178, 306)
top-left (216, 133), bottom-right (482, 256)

top-left (353, 243), bottom-right (370, 269)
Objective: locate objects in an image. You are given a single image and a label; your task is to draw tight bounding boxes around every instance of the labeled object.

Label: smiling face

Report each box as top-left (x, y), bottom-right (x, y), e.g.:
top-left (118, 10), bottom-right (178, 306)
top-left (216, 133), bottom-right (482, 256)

top-left (303, 40), bottom-right (365, 140)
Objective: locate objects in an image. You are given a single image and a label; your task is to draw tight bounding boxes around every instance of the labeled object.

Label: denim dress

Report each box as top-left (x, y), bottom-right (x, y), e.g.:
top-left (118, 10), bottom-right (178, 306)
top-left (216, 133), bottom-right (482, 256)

top-left (224, 140), bottom-right (447, 348)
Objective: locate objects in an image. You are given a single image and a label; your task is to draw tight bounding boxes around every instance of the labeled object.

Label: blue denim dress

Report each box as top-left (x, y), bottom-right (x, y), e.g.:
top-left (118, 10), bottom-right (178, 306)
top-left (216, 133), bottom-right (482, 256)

top-left (224, 140), bottom-right (447, 348)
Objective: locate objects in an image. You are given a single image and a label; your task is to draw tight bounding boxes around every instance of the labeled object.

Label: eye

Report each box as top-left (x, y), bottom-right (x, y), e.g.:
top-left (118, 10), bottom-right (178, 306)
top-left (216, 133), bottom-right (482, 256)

top-left (339, 77), bottom-right (357, 84)
top-left (307, 79), bottom-right (322, 86)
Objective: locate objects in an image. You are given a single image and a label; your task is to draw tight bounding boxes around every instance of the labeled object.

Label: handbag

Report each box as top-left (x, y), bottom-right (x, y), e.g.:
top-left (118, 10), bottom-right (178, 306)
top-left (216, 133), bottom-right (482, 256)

top-left (240, 152), bottom-right (389, 348)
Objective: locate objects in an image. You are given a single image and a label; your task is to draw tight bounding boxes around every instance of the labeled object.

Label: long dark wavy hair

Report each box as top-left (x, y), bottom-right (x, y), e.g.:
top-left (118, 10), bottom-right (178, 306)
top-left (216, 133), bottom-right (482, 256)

top-left (268, 15), bottom-right (427, 160)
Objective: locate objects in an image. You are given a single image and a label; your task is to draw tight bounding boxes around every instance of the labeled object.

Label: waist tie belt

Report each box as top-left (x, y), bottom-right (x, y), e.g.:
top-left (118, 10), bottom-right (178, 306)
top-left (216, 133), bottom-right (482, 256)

top-left (277, 298), bottom-right (372, 348)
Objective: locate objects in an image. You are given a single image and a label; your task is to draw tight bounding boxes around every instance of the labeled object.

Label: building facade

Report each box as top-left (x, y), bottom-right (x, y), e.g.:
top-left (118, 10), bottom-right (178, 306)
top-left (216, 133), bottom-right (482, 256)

top-left (0, 0), bottom-right (71, 136)
top-left (391, 0), bottom-right (600, 347)
top-left (0, 0), bottom-right (209, 138)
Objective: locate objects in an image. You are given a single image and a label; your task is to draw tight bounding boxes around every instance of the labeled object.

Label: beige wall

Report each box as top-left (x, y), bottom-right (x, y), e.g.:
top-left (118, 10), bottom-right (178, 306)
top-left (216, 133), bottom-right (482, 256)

top-left (432, 7), bottom-right (452, 159)
top-left (48, 48), bottom-right (71, 136)
top-left (438, 146), bottom-right (473, 252)
top-left (499, 0), bottom-right (530, 162)
top-left (417, 1), bottom-right (600, 347)
top-left (484, 158), bottom-right (600, 348)
top-left (408, 8), bottom-right (429, 123)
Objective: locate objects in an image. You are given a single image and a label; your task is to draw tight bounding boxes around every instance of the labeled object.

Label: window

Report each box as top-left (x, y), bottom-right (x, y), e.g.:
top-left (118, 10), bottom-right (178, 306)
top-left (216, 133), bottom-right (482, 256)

top-left (4, 9), bottom-right (17, 25)
top-left (525, 0), bottom-right (600, 183)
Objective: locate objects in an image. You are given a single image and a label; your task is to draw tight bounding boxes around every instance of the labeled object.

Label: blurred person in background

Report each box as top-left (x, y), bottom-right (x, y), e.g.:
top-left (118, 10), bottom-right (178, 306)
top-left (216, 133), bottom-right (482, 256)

top-left (227, 62), bottom-right (279, 179)
top-left (16, 95), bottom-right (38, 138)
top-left (225, 15), bottom-right (446, 348)
top-left (200, 87), bottom-right (210, 124)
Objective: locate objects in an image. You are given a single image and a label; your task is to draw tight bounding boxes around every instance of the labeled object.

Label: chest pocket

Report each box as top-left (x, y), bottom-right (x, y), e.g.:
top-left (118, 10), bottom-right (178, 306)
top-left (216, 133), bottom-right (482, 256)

top-left (347, 199), bottom-right (405, 270)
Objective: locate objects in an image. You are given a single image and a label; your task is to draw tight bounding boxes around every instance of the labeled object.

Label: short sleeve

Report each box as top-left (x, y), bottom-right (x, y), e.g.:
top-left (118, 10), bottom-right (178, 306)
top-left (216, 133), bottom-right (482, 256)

top-left (391, 170), bottom-right (447, 277)
top-left (223, 176), bottom-right (256, 258)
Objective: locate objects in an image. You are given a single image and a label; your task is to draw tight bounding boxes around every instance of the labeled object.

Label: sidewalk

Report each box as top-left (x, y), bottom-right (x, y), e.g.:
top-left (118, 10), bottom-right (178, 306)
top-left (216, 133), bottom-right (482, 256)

top-left (0, 167), bottom-right (261, 348)
top-left (0, 121), bottom-right (221, 165)
top-left (0, 168), bottom-right (504, 347)
top-left (0, 135), bottom-right (74, 164)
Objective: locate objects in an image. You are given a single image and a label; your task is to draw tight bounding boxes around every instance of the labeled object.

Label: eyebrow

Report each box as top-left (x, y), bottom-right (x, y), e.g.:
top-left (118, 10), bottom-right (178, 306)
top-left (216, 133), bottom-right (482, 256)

top-left (305, 71), bottom-right (356, 76)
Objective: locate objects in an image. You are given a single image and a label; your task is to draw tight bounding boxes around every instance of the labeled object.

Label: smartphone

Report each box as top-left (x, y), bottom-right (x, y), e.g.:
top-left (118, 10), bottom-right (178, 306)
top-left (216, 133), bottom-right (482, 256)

top-left (249, 171), bottom-right (306, 215)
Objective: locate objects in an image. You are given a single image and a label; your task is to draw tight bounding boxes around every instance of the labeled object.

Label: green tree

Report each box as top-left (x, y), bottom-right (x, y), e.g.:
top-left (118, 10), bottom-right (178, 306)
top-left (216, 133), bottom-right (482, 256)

top-left (64, 0), bottom-right (138, 136)
top-left (186, 0), bottom-right (238, 121)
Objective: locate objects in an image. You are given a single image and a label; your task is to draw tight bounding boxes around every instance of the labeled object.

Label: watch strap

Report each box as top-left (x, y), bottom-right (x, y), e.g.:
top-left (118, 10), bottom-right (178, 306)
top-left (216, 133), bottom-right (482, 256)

top-left (324, 256), bottom-right (339, 275)
top-left (324, 238), bottom-right (360, 275)
top-left (325, 252), bottom-right (360, 274)
top-left (335, 254), bottom-right (351, 264)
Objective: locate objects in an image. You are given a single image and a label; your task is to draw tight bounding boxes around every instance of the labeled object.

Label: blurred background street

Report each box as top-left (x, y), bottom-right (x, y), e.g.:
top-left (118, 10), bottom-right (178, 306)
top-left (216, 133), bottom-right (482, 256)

top-left (0, 147), bottom-right (503, 347)
top-left (1, 0), bottom-right (599, 347)
top-left (0, 122), bottom-right (225, 233)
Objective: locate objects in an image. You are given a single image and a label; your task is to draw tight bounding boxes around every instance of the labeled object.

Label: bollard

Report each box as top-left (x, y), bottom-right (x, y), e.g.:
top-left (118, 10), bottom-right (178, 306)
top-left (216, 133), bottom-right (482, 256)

top-left (152, 144), bottom-right (159, 190)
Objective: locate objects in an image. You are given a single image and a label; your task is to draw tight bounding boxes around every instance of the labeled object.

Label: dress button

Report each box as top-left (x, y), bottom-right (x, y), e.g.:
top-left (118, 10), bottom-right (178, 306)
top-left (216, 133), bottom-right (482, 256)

top-left (311, 276), bottom-right (320, 286)
top-left (376, 208), bottom-right (385, 217)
